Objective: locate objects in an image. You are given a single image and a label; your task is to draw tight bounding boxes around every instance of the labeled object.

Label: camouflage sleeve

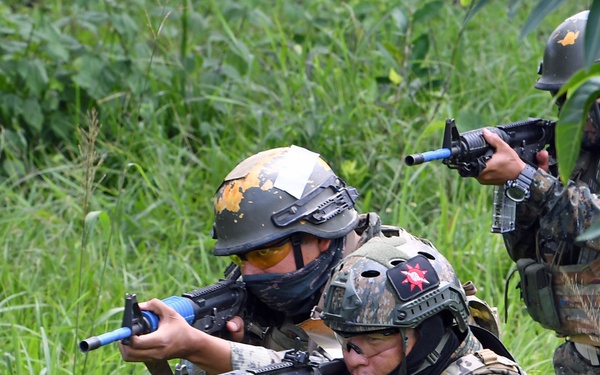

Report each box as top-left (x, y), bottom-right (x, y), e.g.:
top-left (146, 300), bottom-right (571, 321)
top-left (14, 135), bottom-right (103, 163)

top-left (503, 167), bottom-right (600, 260)
top-left (230, 342), bottom-right (283, 370)
top-left (502, 168), bottom-right (554, 260)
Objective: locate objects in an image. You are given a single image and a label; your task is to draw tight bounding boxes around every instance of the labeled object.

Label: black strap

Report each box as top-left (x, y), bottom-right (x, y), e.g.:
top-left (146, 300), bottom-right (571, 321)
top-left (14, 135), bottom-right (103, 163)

top-left (469, 325), bottom-right (515, 361)
top-left (291, 235), bottom-right (304, 269)
top-left (144, 360), bottom-right (174, 375)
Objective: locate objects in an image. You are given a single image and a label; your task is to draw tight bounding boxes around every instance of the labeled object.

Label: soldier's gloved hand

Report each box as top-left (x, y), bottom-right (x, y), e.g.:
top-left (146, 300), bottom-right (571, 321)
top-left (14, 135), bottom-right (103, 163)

top-left (225, 316), bottom-right (245, 342)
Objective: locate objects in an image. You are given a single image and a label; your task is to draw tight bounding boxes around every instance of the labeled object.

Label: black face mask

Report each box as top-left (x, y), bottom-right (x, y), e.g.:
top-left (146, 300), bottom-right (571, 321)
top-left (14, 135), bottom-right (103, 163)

top-left (242, 238), bottom-right (343, 317)
top-left (398, 316), bottom-right (459, 375)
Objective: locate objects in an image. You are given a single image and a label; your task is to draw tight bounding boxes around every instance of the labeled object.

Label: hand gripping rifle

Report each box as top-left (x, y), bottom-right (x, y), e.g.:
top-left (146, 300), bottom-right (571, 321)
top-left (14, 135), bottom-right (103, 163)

top-left (79, 277), bottom-right (247, 353)
top-left (404, 118), bottom-right (555, 233)
top-left (216, 349), bottom-right (347, 375)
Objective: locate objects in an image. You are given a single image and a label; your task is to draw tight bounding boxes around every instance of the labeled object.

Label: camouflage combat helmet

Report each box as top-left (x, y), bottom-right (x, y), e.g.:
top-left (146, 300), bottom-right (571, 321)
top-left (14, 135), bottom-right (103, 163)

top-left (320, 236), bottom-right (470, 333)
top-left (212, 145), bottom-right (359, 256)
top-left (535, 10), bottom-right (599, 92)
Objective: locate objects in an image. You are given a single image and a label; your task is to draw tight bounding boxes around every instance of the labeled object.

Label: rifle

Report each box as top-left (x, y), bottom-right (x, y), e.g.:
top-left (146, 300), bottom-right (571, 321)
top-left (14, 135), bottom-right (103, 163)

top-left (215, 349), bottom-right (347, 375)
top-left (79, 277), bottom-right (247, 352)
top-left (404, 118), bottom-right (555, 233)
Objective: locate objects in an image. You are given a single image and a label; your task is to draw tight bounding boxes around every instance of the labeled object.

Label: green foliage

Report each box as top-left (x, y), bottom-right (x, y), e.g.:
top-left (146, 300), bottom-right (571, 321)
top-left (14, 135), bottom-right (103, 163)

top-left (468, 0), bottom-right (600, 179)
top-left (0, 0), bottom-right (586, 374)
top-left (556, 70), bottom-right (600, 182)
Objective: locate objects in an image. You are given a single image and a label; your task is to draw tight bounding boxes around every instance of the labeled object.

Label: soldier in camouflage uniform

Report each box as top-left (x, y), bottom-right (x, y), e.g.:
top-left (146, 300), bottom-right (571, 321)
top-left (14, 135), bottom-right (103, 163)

top-left (318, 235), bottom-right (526, 375)
top-left (476, 10), bottom-right (600, 375)
top-left (119, 145), bottom-right (422, 374)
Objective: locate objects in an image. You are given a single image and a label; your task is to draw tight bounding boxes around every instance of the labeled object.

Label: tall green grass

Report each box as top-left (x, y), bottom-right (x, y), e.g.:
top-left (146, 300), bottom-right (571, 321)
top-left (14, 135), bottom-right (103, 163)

top-left (0, 1), bottom-right (587, 374)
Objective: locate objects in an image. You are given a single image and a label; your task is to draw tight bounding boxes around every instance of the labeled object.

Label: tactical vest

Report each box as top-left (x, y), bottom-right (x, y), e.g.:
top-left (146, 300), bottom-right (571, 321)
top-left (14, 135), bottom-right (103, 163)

top-left (442, 349), bottom-right (524, 375)
top-left (517, 151), bottom-right (600, 343)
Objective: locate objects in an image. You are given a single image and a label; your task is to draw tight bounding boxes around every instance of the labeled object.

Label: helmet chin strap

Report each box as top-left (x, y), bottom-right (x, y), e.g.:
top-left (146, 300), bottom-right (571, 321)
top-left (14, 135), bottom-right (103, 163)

top-left (291, 234), bottom-right (304, 269)
top-left (398, 329), bottom-right (408, 375)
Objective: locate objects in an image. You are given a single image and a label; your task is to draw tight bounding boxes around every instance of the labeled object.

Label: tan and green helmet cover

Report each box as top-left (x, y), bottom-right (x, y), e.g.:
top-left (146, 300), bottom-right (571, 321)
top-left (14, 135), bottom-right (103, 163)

top-left (212, 145), bottom-right (359, 256)
top-left (321, 236), bottom-right (470, 333)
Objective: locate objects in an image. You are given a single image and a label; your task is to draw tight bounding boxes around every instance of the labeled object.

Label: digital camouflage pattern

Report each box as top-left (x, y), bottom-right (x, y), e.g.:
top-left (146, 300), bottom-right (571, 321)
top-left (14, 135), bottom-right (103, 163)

top-left (553, 341), bottom-right (600, 374)
top-left (230, 341), bottom-right (297, 371)
top-left (503, 165), bottom-right (600, 339)
top-left (320, 235), bottom-right (470, 333)
top-left (502, 147), bottom-right (600, 373)
top-left (443, 348), bottom-right (523, 375)
top-left (520, 9), bottom-right (600, 373)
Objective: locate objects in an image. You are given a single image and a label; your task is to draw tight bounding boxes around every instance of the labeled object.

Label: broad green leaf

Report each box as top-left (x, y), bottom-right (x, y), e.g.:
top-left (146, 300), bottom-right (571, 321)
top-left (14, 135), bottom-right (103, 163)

top-left (520, 0), bottom-right (563, 39)
top-left (7, 13), bottom-right (33, 40)
top-left (576, 219), bottom-right (600, 241)
top-left (22, 98), bottom-right (43, 133)
top-left (0, 93), bottom-right (24, 118)
top-left (390, 8), bottom-right (408, 34)
top-left (413, 1), bottom-right (443, 24)
top-left (38, 23), bottom-right (71, 62)
top-left (72, 55), bottom-right (107, 99)
top-left (585, 1), bottom-right (600, 68)
top-left (0, 40), bottom-right (27, 55)
top-left (2, 158), bottom-right (26, 179)
top-left (556, 63), bottom-right (600, 98)
top-left (556, 77), bottom-right (600, 184)
top-left (17, 59), bottom-right (49, 97)
top-left (389, 68), bottom-right (403, 85)
top-left (109, 13), bottom-right (139, 43)
top-left (381, 41), bottom-right (403, 64)
top-left (411, 34), bottom-right (430, 63)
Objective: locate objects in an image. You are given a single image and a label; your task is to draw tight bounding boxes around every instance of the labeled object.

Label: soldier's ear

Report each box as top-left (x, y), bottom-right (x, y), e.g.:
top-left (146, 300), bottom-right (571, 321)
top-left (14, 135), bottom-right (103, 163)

top-left (317, 238), bottom-right (332, 253)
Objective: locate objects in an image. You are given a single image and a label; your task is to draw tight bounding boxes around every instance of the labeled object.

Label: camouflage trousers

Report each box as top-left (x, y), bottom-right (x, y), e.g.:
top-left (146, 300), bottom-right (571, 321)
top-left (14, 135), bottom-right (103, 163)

top-left (553, 341), bottom-right (600, 375)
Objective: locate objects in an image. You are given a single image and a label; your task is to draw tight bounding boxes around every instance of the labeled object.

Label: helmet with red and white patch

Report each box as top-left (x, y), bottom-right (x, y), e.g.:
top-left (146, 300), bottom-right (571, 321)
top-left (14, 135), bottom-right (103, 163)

top-left (320, 235), bottom-right (469, 333)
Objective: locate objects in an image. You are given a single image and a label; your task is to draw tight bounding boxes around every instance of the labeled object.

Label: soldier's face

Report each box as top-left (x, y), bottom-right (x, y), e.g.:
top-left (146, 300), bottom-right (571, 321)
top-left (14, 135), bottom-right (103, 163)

top-left (240, 235), bottom-right (331, 275)
top-left (342, 329), bottom-right (418, 375)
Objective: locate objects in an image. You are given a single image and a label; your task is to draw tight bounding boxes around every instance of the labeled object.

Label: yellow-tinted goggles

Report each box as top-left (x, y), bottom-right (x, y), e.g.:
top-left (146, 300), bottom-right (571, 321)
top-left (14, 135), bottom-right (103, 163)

top-left (230, 237), bottom-right (292, 269)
